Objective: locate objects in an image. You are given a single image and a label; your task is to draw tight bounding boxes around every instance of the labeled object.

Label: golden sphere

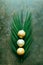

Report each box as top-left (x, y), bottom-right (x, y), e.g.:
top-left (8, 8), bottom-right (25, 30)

top-left (17, 39), bottom-right (25, 47)
top-left (17, 30), bottom-right (26, 38)
top-left (17, 48), bottom-right (25, 55)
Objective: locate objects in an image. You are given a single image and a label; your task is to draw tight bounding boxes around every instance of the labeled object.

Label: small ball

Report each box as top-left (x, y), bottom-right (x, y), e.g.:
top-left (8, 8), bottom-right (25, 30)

top-left (17, 30), bottom-right (26, 38)
top-left (17, 48), bottom-right (25, 55)
top-left (17, 39), bottom-right (25, 47)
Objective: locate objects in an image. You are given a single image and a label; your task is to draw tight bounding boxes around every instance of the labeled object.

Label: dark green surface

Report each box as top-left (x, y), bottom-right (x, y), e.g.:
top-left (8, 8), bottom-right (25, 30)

top-left (0, 0), bottom-right (43, 65)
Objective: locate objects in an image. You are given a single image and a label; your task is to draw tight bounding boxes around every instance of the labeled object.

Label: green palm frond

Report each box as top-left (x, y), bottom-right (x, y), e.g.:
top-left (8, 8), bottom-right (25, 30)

top-left (10, 11), bottom-right (32, 62)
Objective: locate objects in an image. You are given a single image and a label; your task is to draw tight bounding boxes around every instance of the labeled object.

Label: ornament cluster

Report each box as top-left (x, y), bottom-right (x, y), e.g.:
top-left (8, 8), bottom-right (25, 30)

top-left (17, 30), bottom-right (26, 55)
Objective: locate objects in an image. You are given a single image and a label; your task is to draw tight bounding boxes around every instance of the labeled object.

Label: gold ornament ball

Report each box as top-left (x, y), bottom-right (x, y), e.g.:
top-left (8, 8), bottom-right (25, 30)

top-left (17, 48), bottom-right (25, 55)
top-left (17, 30), bottom-right (26, 38)
top-left (17, 39), bottom-right (25, 47)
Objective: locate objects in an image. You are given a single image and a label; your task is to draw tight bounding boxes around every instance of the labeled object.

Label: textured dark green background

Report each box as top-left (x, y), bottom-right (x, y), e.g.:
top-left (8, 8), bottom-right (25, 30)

top-left (0, 0), bottom-right (43, 65)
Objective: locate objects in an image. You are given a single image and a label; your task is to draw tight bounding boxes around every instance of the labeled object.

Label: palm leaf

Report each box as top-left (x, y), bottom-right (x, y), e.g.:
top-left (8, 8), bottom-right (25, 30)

top-left (23, 12), bottom-right (32, 59)
top-left (13, 13), bottom-right (22, 30)
top-left (10, 11), bottom-right (32, 62)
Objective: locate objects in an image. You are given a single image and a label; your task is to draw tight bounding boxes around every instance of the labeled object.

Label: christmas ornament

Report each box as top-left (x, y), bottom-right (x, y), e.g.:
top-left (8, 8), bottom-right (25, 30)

top-left (10, 11), bottom-right (32, 62)
top-left (17, 30), bottom-right (26, 38)
top-left (17, 39), bottom-right (25, 47)
top-left (17, 48), bottom-right (25, 55)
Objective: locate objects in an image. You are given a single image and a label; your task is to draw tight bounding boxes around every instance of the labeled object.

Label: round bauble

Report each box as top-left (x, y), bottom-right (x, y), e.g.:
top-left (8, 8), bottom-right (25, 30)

top-left (17, 30), bottom-right (26, 38)
top-left (17, 48), bottom-right (25, 55)
top-left (17, 39), bottom-right (25, 47)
